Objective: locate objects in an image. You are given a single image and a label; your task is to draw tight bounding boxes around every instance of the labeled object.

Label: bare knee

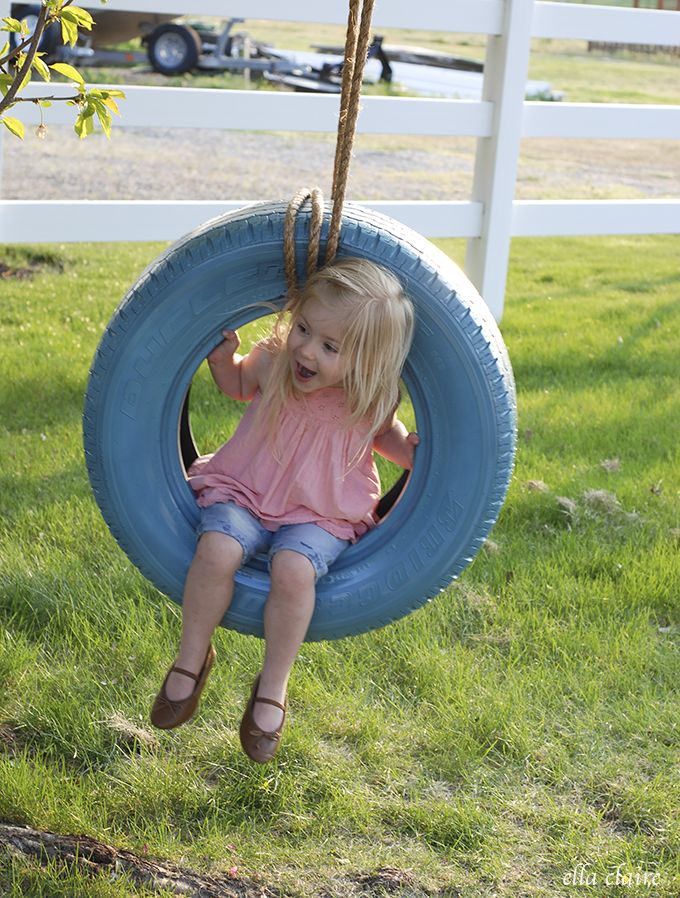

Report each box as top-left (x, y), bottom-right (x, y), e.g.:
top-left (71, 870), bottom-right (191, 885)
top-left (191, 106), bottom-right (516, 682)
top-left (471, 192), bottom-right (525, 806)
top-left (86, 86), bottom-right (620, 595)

top-left (270, 549), bottom-right (315, 597)
top-left (193, 531), bottom-right (243, 576)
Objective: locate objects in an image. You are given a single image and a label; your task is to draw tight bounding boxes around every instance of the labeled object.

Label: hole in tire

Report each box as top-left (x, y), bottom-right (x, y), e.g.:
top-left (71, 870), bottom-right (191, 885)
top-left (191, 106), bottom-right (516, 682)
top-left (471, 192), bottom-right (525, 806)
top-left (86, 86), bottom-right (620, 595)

top-left (179, 314), bottom-right (416, 521)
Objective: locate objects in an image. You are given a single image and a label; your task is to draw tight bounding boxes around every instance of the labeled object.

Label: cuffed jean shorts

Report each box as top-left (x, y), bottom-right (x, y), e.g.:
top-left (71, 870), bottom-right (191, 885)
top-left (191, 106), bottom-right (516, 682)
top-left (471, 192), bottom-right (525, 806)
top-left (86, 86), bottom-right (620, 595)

top-left (196, 501), bottom-right (350, 581)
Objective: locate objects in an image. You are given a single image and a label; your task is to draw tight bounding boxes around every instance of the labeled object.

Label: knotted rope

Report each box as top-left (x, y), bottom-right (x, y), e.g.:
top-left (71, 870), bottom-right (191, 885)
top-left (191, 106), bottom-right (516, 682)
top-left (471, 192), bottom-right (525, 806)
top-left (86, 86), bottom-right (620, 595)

top-left (284, 0), bottom-right (376, 293)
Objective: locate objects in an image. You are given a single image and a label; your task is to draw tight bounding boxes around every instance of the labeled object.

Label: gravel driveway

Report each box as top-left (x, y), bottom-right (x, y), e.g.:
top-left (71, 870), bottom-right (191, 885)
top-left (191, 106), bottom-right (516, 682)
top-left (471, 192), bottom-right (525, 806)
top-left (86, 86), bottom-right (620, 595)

top-left (3, 122), bottom-right (678, 205)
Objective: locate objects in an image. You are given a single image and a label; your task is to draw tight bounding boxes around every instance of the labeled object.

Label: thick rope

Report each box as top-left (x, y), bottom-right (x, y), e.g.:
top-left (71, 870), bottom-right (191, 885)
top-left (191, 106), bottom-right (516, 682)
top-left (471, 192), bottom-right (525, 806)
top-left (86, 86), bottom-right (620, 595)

top-left (330, 0), bottom-right (361, 208)
top-left (327, 0), bottom-right (376, 263)
top-left (284, 0), bottom-right (375, 292)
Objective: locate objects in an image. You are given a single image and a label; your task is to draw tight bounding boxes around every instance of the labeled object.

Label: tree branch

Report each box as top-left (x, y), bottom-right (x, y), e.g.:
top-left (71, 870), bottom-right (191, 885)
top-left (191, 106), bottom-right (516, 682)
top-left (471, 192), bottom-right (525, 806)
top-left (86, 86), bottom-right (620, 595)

top-left (15, 93), bottom-right (81, 104)
top-left (0, 823), bottom-right (275, 898)
top-left (0, 2), bottom-right (78, 73)
top-left (0, 5), bottom-right (48, 115)
top-left (0, 33), bottom-right (37, 68)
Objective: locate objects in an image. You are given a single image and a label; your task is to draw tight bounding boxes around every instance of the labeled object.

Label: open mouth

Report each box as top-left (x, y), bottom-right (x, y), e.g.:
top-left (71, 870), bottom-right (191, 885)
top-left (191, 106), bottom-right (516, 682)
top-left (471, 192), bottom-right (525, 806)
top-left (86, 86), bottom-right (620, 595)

top-left (295, 362), bottom-right (316, 381)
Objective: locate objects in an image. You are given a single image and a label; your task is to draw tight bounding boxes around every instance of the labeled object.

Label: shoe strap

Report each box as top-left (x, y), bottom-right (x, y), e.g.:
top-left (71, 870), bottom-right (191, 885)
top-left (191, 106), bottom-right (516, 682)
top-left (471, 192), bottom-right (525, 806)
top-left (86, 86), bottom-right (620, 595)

top-left (170, 665), bottom-right (200, 682)
top-left (254, 696), bottom-right (286, 712)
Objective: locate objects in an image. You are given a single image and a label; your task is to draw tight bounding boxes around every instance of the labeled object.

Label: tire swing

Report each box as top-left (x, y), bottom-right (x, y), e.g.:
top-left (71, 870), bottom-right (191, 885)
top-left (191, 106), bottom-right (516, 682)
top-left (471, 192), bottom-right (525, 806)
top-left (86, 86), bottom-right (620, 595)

top-left (83, 0), bottom-right (517, 642)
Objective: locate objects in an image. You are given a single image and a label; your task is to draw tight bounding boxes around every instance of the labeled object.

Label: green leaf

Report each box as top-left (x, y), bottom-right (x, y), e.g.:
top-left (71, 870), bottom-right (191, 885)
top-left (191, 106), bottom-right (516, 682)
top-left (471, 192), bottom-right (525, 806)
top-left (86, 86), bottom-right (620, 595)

top-left (2, 115), bottom-right (25, 139)
top-left (74, 109), bottom-right (94, 139)
top-left (60, 7), bottom-right (94, 30)
top-left (0, 39), bottom-right (10, 58)
top-left (39, 100), bottom-right (52, 108)
top-left (102, 96), bottom-right (120, 116)
top-left (90, 88), bottom-right (127, 103)
top-left (49, 62), bottom-right (84, 84)
top-left (60, 16), bottom-right (78, 48)
top-left (93, 101), bottom-right (111, 138)
top-left (32, 55), bottom-right (51, 82)
top-left (18, 65), bottom-right (32, 92)
top-left (1, 17), bottom-right (22, 33)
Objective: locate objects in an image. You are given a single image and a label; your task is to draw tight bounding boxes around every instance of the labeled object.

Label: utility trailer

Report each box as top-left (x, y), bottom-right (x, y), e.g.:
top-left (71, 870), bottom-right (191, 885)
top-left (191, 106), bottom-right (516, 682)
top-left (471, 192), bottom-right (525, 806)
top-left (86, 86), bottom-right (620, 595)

top-left (10, 6), bottom-right (560, 100)
top-left (9, 6), bottom-right (307, 78)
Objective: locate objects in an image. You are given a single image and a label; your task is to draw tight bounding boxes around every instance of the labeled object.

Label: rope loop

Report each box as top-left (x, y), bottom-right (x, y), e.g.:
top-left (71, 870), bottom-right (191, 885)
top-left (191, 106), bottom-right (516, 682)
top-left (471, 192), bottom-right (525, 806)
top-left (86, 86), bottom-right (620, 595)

top-left (284, 186), bottom-right (324, 295)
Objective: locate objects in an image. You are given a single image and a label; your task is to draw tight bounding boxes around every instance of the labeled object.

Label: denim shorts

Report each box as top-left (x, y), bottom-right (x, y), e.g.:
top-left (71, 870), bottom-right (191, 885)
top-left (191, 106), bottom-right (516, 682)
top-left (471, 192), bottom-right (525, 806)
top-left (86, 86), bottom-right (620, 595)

top-left (196, 501), bottom-right (350, 581)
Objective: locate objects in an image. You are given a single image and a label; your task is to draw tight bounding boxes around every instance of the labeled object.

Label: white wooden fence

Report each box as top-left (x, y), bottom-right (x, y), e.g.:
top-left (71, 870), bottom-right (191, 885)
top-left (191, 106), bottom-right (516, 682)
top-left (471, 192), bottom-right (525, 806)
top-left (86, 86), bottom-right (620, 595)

top-left (2, 0), bottom-right (679, 319)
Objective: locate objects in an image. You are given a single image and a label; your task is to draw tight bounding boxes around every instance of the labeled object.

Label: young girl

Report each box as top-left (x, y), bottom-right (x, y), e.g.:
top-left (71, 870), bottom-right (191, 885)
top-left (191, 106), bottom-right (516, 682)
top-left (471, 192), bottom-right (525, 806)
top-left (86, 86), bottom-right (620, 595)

top-left (151, 257), bottom-right (418, 763)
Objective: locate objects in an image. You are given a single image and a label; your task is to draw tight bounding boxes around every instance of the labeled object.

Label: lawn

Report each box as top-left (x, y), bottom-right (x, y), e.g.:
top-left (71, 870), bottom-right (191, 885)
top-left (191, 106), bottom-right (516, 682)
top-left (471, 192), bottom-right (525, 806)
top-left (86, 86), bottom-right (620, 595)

top-left (0, 234), bottom-right (678, 897)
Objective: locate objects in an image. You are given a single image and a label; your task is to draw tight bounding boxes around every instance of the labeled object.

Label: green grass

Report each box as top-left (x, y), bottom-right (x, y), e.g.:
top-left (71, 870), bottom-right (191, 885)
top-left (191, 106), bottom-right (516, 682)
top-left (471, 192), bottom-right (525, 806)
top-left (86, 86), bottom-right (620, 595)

top-left (1, 235), bottom-right (679, 897)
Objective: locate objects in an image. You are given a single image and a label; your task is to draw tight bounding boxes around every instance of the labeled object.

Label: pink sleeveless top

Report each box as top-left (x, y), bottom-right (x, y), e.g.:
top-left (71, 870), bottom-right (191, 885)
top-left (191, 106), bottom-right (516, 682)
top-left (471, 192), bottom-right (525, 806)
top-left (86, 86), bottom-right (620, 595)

top-left (188, 388), bottom-right (380, 541)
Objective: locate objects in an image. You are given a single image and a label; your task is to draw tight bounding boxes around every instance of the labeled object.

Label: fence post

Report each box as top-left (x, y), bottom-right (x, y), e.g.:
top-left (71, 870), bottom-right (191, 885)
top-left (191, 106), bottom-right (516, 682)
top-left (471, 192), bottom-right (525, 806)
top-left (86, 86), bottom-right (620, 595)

top-left (465, 0), bottom-right (536, 322)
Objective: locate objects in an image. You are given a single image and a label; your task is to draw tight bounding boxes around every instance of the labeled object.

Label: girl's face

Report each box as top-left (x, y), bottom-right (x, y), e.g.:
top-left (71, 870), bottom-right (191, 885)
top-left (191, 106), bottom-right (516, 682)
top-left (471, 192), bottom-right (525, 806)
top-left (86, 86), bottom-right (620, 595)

top-left (287, 294), bottom-right (348, 393)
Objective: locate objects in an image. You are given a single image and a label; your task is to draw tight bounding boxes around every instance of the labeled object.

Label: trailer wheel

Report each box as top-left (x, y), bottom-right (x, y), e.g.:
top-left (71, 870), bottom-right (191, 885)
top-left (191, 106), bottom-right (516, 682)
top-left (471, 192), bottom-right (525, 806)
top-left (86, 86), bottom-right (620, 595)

top-left (147, 23), bottom-right (201, 75)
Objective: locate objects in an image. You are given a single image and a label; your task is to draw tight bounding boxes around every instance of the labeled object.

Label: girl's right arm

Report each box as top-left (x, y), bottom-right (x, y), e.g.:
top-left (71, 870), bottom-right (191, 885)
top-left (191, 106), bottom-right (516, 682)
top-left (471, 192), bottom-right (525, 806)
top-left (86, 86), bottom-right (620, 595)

top-left (207, 330), bottom-right (271, 401)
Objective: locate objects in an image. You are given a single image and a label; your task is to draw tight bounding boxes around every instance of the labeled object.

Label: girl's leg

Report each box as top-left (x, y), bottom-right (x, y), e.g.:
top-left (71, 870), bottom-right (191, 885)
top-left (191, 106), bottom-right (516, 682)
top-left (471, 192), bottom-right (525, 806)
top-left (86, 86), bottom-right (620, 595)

top-left (254, 549), bottom-right (316, 731)
top-left (164, 531), bottom-right (243, 702)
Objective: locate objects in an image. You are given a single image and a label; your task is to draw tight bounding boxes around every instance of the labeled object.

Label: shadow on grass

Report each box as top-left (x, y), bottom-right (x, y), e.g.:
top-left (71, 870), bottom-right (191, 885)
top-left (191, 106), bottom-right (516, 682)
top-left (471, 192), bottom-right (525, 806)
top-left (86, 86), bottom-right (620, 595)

top-left (0, 375), bottom-right (86, 431)
top-left (511, 295), bottom-right (680, 386)
top-left (515, 345), bottom-right (679, 395)
top-left (1, 463), bottom-right (92, 525)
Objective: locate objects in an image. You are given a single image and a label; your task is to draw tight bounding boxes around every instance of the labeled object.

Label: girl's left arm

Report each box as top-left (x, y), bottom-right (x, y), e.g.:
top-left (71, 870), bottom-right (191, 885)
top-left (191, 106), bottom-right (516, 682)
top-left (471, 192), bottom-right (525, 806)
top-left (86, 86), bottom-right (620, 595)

top-left (207, 331), bottom-right (272, 401)
top-left (373, 415), bottom-right (419, 469)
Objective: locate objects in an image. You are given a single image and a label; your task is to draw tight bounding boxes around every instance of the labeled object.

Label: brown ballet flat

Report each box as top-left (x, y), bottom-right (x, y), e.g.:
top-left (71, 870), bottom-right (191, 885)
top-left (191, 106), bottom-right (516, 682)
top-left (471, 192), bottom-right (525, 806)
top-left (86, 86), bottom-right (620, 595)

top-left (239, 675), bottom-right (287, 764)
top-left (150, 644), bottom-right (216, 730)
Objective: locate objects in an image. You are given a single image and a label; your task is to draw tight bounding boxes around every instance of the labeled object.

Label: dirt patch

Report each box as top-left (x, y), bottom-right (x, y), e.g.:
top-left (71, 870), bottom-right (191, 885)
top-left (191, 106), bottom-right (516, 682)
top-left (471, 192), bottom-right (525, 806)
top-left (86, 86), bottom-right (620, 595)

top-left (0, 263), bottom-right (36, 280)
top-left (0, 260), bottom-right (49, 280)
top-left (349, 868), bottom-right (427, 896)
top-left (0, 252), bottom-right (64, 279)
top-left (0, 723), bottom-right (22, 753)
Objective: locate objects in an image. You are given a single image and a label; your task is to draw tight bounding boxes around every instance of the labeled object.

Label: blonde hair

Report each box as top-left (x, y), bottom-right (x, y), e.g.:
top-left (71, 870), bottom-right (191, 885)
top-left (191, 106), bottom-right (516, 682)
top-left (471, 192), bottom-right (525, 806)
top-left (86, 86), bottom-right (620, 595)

top-left (257, 257), bottom-right (414, 458)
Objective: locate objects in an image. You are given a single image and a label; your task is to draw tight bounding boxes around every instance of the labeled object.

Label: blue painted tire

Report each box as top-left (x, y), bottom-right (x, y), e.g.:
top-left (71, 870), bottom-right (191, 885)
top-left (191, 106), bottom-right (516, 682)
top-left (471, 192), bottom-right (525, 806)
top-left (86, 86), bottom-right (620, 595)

top-left (83, 202), bottom-right (516, 641)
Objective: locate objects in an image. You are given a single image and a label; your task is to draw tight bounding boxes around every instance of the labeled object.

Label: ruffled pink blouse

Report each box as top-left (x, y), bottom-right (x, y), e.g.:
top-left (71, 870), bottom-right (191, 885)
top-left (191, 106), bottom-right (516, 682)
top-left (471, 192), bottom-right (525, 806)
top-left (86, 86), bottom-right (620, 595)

top-left (188, 388), bottom-right (380, 541)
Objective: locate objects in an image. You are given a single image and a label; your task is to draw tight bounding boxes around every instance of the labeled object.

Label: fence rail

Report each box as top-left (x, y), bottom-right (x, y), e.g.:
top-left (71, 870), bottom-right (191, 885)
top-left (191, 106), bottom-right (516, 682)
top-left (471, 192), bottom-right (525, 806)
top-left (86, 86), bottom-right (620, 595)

top-left (15, 83), bottom-right (680, 140)
top-left (2, 0), bottom-right (679, 319)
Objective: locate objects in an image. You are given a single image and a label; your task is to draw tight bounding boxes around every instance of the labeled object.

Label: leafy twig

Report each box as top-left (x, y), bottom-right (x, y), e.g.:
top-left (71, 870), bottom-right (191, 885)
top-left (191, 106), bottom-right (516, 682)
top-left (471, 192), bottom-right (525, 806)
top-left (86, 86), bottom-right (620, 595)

top-left (0, 2), bottom-right (124, 139)
top-left (0, 5), bottom-right (48, 115)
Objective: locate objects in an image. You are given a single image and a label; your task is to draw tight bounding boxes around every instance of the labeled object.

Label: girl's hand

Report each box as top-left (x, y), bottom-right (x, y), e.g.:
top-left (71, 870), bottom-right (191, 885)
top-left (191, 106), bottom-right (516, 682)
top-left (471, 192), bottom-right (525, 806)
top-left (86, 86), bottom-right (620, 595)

top-left (373, 420), bottom-right (420, 469)
top-left (208, 329), bottom-right (240, 367)
top-left (405, 431), bottom-right (420, 468)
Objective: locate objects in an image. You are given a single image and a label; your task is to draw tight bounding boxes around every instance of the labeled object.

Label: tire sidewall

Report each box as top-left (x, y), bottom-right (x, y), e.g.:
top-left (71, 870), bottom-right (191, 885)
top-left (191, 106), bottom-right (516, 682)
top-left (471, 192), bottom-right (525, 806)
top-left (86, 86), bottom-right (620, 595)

top-left (84, 202), bottom-right (516, 640)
